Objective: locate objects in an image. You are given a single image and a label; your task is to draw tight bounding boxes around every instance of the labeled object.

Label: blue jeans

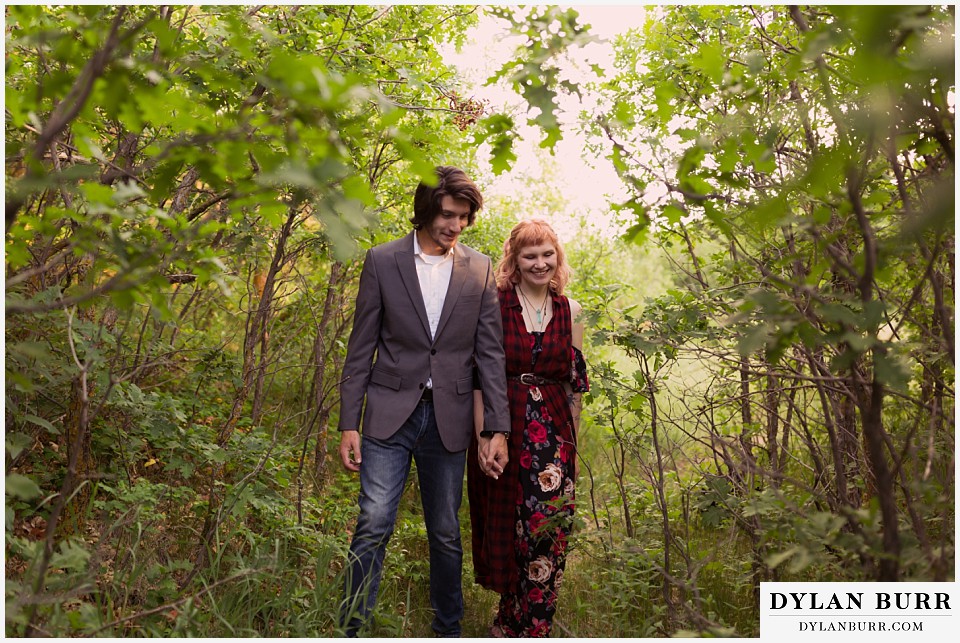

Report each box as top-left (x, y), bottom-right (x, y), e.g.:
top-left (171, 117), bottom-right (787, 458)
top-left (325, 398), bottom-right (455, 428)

top-left (340, 400), bottom-right (466, 637)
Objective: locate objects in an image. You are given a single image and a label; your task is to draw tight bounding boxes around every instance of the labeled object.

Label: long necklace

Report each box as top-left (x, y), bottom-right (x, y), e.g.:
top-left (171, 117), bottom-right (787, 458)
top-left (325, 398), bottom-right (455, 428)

top-left (517, 285), bottom-right (550, 330)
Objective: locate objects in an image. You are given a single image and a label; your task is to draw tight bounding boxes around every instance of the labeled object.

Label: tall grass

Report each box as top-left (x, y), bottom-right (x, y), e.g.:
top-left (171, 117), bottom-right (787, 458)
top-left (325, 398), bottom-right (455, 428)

top-left (7, 436), bottom-right (768, 638)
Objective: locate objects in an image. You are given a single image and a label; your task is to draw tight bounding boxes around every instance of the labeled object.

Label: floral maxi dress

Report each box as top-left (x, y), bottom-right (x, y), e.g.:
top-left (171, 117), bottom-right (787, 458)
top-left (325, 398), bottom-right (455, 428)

top-left (468, 288), bottom-right (589, 637)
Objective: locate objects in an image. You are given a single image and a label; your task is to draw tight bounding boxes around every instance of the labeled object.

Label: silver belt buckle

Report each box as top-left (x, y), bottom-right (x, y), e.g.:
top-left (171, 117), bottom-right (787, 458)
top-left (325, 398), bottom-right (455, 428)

top-left (520, 373), bottom-right (536, 385)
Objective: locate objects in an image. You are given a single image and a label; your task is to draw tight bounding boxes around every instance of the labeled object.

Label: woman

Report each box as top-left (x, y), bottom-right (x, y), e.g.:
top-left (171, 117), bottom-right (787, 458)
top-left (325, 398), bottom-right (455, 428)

top-left (468, 219), bottom-right (589, 637)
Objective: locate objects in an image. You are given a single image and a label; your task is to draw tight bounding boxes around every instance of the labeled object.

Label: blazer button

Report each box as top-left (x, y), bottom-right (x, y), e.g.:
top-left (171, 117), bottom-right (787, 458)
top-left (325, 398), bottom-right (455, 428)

top-left (431, 349), bottom-right (437, 355)
top-left (419, 383), bottom-right (425, 389)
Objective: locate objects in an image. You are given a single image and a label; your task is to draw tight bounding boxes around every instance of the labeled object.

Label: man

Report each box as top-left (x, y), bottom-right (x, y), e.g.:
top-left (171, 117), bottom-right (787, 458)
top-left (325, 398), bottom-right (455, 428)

top-left (338, 166), bottom-right (510, 637)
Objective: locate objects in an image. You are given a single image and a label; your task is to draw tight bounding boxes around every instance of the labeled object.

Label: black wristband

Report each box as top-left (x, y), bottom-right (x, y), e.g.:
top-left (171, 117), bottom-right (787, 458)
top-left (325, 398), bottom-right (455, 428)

top-left (479, 430), bottom-right (497, 439)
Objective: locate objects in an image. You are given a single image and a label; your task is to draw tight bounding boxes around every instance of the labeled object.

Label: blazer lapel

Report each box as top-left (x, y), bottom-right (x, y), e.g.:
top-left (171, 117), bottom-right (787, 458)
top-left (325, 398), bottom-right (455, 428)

top-left (433, 248), bottom-right (469, 343)
top-left (396, 232), bottom-right (432, 339)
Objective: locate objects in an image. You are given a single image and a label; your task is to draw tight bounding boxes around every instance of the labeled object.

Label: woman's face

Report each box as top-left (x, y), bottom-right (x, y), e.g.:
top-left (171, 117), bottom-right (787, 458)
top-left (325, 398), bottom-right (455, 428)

top-left (516, 241), bottom-right (558, 289)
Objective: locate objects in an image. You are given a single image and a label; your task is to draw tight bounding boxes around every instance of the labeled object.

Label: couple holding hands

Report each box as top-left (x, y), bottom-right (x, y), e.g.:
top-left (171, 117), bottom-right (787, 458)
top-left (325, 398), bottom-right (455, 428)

top-left (337, 166), bottom-right (589, 638)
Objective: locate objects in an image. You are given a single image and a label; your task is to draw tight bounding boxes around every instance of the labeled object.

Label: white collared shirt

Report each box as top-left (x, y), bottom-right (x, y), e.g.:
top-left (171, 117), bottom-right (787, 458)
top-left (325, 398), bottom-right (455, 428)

top-left (414, 233), bottom-right (454, 390)
top-left (413, 231), bottom-right (454, 341)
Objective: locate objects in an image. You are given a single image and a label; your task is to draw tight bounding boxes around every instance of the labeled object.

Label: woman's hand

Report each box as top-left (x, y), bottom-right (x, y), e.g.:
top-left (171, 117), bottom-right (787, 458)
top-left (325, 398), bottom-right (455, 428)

top-left (479, 433), bottom-right (508, 480)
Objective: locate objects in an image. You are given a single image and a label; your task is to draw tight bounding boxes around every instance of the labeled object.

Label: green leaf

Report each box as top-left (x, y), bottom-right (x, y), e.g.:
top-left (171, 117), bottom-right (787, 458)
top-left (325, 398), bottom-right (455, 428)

top-left (341, 174), bottom-right (375, 206)
top-left (840, 331), bottom-right (875, 353)
top-left (745, 195), bottom-right (788, 228)
top-left (681, 174), bottom-right (714, 198)
top-left (80, 182), bottom-right (115, 205)
top-left (6, 433), bottom-right (33, 460)
top-left (805, 148), bottom-right (848, 199)
top-left (873, 350), bottom-right (911, 391)
top-left (23, 414), bottom-right (60, 435)
top-left (738, 324), bottom-right (771, 357)
top-left (691, 41), bottom-right (726, 85)
top-left (747, 289), bottom-right (784, 313)
top-left (818, 302), bottom-right (859, 327)
top-left (702, 201), bottom-right (733, 236)
top-left (862, 299), bottom-right (887, 332)
top-left (830, 349), bottom-right (859, 372)
top-left (715, 138), bottom-right (741, 173)
top-left (654, 82), bottom-right (677, 120)
top-left (677, 145), bottom-right (706, 177)
top-left (744, 50), bottom-right (766, 74)
top-left (662, 203), bottom-right (686, 224)
top-left (257, 202), bottom-right (289, 227)
top-left (475, 115), bottom-right (519, 175)
top-left (768, 545), bottom-right (812, 573)
top-left (6, 473), bottom-right (42, 500)
top-left (50, 540), bottom-right (91, 572)
top-left (622, 219), bottom-right (649, 247)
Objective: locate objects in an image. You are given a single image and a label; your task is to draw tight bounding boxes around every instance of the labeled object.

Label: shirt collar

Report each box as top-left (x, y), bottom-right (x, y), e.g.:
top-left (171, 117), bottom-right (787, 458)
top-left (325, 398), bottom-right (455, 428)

top-left (413, 230), bottom-right (455, 260)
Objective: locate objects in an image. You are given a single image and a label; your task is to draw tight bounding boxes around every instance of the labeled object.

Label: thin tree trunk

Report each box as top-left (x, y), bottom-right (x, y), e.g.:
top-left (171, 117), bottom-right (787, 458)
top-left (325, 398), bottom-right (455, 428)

top-left (184, 206), bottom-right (297, 587)
top-left (305, 261), bottom-right (346, 485)
top-left (641, 354), bottom-right (674, 625)
top-left (250, 208), bottom-right (297, 425)
top-left (765, 371), bottom-right (781, 487)
top-left (858, 367), bottom-right (900, 580)
top-left (849, 166), bottom-right (900, 580)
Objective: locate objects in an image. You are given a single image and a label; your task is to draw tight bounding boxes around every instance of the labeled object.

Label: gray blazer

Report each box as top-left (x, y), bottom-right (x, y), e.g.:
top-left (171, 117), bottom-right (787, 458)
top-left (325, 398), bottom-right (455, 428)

top-left (338, 232), bottom-right (509, 452)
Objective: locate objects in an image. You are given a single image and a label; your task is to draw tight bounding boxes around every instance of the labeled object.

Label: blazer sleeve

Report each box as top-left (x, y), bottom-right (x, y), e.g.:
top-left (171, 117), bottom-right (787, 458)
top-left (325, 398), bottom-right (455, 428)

top-left (473, 257), bottom-right (510, 434)
top-left (338, 249), bottom-right (383, 432)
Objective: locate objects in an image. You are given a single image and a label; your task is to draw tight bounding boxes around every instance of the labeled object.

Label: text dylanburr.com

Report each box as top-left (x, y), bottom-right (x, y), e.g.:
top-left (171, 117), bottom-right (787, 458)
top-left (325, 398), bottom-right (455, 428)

top-left (760, 582), bottom-right (956, 640)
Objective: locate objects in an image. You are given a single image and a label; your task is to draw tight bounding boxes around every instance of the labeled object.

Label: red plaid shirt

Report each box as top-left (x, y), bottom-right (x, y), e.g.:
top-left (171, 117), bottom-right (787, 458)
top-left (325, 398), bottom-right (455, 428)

top-left (468, 287), bottom-right (588, 593)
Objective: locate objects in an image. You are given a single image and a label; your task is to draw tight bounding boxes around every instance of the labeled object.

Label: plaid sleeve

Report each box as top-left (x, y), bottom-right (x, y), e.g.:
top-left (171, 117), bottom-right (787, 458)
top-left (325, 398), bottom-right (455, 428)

top-left (570, 346), bottom-right (589, 393)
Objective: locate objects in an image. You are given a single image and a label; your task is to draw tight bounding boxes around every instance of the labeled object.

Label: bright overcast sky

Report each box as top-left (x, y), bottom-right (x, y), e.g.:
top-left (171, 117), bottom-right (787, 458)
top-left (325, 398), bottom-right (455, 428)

top-left (442, 5), bottom-right (650, 239)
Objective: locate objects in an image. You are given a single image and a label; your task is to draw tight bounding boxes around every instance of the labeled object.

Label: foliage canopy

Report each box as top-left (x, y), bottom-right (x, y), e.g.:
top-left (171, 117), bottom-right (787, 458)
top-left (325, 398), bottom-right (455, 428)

top-left (4, 4), bottom-right (954, 638)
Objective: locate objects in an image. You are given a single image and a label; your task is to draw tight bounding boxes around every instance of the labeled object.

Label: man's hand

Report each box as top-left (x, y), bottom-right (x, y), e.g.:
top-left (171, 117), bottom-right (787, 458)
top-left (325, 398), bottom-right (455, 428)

top-left (478, 433), bottom-right (508, 480)
top-left (339, 430), bottom-right (361, 472)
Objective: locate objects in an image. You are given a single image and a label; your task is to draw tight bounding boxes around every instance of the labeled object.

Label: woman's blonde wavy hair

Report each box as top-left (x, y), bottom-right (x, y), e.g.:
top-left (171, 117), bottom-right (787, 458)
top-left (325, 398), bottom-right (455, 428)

top-left (495, 219), bottom-right (570, 294)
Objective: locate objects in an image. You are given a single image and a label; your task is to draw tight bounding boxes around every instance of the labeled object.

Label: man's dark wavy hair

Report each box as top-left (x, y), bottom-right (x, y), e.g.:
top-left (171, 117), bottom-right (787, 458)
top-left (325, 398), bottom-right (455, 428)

top-left (411, 165), bottom-right (483, 229)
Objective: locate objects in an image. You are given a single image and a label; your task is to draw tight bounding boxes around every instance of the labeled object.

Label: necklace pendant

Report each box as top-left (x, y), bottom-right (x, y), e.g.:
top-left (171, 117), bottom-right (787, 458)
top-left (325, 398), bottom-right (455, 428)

top-left (536, 309), bottom-right (542, 324)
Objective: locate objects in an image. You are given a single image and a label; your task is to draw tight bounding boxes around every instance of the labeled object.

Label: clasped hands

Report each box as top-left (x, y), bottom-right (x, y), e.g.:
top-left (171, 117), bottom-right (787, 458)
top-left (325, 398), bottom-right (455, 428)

top-left (478, 432), bottom-right (508, 480)
top-left (339, 429), bottom-right (508, 480)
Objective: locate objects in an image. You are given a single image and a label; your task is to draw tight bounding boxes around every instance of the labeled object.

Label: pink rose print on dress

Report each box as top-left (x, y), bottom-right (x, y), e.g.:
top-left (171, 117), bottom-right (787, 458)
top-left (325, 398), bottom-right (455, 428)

top-left (519, 449), bottom-right (533, 469)
top-left (527, 556), bottom-right (554, 583)
top-left (529, 511), bottom-right (547, 535)
top-left (552, 530), bottom-right (568, 556)
top-left (537, 463), bottom-right (562, 492)
top-left (527, 420), bottom-right (547, 444)
top-left (530, 618), bottom-right (550, 636)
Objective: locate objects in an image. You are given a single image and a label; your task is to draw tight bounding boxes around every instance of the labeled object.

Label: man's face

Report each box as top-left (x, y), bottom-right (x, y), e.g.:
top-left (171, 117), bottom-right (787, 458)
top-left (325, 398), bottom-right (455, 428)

top-left (418, 195), bottom-right (471, 255)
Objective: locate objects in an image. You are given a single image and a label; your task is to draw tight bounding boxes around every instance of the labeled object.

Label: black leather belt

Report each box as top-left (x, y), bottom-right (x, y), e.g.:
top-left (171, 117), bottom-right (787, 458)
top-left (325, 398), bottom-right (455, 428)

top-left (509, 373), bottom-right (561, 386)
top-left (419, 387), bottom-right (433, 402)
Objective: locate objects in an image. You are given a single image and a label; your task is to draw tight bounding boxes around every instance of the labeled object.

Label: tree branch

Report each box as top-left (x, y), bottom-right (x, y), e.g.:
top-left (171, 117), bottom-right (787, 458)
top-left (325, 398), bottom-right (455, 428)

top-left (6, 8), bottom-right (155, 230)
